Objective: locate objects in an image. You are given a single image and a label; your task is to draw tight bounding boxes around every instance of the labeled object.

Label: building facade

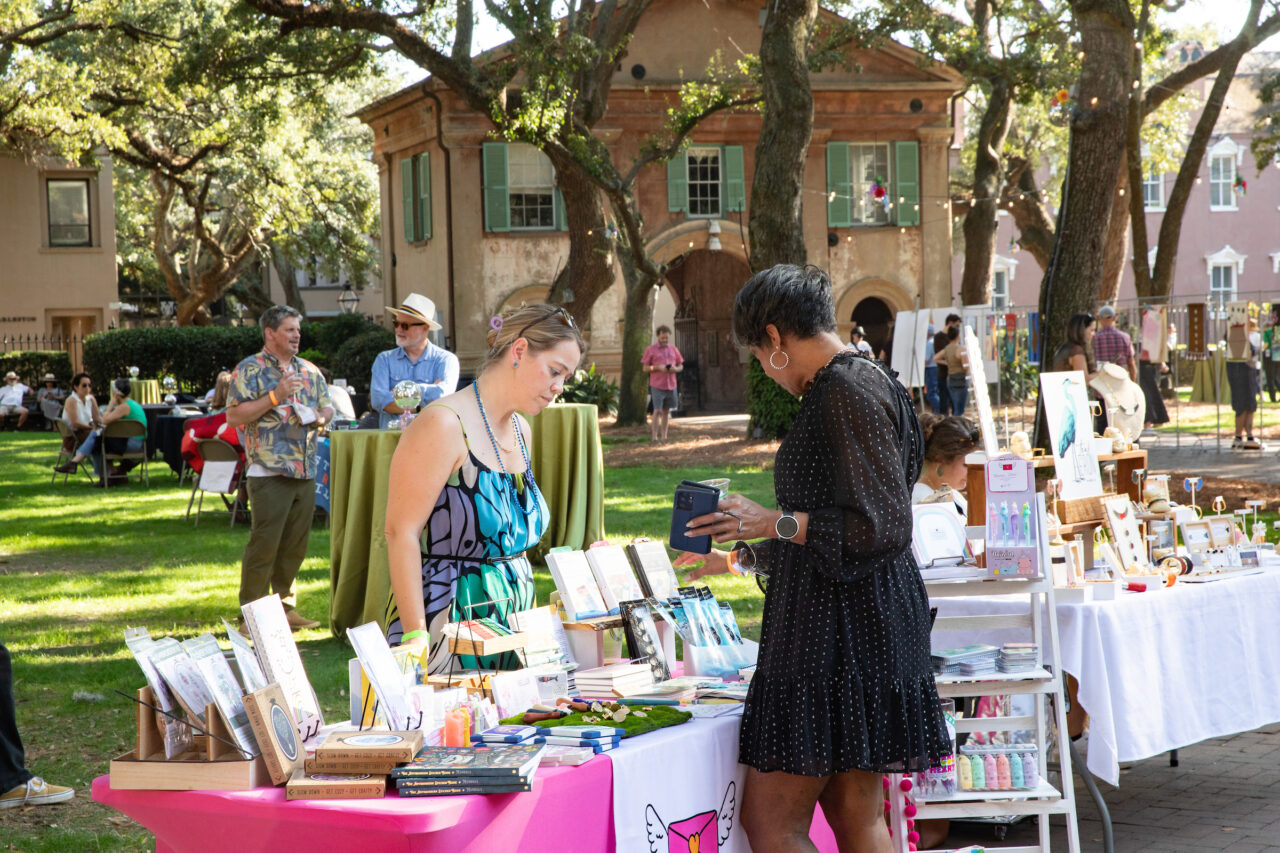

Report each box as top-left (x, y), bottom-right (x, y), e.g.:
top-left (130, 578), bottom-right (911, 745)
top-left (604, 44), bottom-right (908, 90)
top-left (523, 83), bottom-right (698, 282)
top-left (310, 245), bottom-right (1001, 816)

top-left (0, 153), bottom-right (118, 363)
top-left (355, 0), bottom-right (964, 408)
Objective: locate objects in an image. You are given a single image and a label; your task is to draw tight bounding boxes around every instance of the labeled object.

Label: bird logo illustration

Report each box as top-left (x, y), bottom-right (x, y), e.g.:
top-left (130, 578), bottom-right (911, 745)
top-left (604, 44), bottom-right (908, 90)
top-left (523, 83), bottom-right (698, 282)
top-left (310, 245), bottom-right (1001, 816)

top-left (646, 781), bottom-right (736, 853)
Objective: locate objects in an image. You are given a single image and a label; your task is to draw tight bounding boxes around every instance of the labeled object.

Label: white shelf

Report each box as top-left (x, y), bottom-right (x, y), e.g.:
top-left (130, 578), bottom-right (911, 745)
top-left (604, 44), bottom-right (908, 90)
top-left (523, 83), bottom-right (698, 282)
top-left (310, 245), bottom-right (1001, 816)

top-left (935, 667), bottom-right (1057, 696)
top-left (934, 666), bottom-right (1050, 685)
top-left (917, 779), bottom-right (1061, 804)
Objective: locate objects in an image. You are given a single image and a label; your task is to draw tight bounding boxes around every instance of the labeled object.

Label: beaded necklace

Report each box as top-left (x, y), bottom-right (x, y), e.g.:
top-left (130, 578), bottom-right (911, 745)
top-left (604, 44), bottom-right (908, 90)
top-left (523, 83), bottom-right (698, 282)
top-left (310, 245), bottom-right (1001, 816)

top-left (473, 382), bottom-right (541, 508)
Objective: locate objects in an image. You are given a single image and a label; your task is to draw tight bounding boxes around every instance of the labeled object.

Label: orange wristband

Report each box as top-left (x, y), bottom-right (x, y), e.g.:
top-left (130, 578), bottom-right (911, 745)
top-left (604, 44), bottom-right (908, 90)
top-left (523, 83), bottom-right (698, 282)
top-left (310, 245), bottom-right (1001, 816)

top-left (269, 389), bottom-right (279, 406)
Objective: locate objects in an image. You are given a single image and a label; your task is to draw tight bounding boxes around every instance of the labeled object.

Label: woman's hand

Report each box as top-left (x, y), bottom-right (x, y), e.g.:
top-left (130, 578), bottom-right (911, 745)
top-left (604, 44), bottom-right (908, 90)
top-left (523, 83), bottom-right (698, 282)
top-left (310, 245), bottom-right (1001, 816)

top-left (685, 493), bottom-right (777, 543)
top-left (673, 549), bottom-right (730, 582)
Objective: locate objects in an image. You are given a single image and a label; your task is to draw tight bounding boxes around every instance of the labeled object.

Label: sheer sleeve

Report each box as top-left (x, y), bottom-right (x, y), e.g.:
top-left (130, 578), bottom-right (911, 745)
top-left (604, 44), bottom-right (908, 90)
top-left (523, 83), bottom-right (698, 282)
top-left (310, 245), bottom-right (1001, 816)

top-left (793, 370), bottom-right (914, 583)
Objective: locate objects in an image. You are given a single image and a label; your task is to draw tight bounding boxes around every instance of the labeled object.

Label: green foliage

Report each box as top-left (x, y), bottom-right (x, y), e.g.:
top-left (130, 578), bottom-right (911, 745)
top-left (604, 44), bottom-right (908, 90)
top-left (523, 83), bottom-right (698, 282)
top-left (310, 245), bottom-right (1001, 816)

top-left (0, 350), bottom-right (72, 386)
top-left (297, 348), bottom-right (328, 369)
top-left (745, 355), bottom-right (802, 439)
top-left (82, 326), bottom-right (263, 391)
top-left (999, 355), bottom-right (1040, 401)
top-left (559, 363), bottom-right (620, 414)
top-left (331, 328), bottom-right (395, 389)
top-left (308, 313), bottom-right (383, 356)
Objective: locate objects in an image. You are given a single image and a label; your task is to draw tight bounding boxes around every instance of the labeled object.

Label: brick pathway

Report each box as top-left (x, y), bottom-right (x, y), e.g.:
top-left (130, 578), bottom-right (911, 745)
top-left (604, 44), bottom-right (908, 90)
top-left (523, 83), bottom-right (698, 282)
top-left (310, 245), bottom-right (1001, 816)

top-left (941, 725), bottom-right (1280, 851)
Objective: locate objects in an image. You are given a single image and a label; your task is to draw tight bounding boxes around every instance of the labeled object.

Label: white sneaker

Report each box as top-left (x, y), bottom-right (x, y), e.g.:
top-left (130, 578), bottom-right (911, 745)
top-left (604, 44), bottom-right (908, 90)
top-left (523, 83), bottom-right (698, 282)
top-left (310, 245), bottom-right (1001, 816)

top-left (0, 777), bottom-right (75, 808)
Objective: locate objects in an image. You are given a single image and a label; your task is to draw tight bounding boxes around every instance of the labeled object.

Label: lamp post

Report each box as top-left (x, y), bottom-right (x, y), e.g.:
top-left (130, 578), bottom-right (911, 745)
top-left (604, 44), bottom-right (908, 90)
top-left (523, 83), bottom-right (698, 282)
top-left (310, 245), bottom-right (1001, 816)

top-left (338, 283), bottom-right (360, 315)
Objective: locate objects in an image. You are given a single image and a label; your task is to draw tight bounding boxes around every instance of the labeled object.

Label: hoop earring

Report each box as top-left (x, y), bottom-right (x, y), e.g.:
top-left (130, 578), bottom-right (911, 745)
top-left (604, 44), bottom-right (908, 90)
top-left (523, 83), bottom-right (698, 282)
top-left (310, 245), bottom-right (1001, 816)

top-left (769, 349), bottom-right (789, 370)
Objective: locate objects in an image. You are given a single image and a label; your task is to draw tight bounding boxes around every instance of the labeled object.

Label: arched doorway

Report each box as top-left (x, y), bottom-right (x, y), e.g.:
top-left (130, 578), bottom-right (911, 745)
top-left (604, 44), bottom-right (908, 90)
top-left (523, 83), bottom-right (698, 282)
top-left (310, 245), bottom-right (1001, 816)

top-left (852, 297), bottom-right (894, 359)
top-left (664, 249), bottom-right (753, 411)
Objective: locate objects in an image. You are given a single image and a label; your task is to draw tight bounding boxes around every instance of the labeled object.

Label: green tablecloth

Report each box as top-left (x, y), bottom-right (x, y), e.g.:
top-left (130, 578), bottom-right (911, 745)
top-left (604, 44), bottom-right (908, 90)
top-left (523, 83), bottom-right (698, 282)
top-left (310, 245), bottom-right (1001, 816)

top-left (133, 380), bottom-right (162, 405)
top-left (326, 404), bottom-right (606, 636)
top-left (1189, 350), bottom-right (1230, 404)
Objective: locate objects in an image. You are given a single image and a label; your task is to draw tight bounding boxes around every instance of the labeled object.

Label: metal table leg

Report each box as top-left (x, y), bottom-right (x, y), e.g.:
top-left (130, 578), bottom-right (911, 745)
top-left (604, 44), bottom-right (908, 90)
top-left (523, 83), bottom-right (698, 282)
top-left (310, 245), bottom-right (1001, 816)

top-left (1069, 737), bottom-right (1114, 853)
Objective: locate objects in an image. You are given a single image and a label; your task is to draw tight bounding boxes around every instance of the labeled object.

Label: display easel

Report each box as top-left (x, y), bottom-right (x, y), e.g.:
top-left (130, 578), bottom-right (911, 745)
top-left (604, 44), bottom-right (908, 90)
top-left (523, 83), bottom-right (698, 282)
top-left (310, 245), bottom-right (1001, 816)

top-left (551, 591), bottom-right (677, 669)
top-left (887, 575), bottom-right (1082, 853)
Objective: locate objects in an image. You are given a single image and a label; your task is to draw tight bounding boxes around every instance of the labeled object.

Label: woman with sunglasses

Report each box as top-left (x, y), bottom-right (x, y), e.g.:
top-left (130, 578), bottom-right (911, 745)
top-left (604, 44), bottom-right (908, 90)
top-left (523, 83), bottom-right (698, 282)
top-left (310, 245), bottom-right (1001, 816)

top-left (59, 373), bottom-right (100, 452)
top-left (676, 264), bottom-right (949, 853)
top-left (383, 304), bottom-right (584, 672)
top-left (914, 414), bottom-right (981, 518)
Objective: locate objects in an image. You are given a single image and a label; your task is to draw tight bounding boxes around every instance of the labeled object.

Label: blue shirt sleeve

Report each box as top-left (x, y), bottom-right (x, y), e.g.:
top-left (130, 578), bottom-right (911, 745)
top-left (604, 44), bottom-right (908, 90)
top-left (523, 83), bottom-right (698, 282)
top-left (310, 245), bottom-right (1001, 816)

top-left (418, 351), bottom-right (460, 404)
top-left (370, 350), bottom-right (394, 414)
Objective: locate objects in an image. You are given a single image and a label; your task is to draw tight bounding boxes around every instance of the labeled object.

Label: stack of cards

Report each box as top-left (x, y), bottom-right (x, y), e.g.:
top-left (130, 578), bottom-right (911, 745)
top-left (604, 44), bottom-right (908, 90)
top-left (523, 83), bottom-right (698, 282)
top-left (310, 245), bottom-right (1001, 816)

top-left (997, 642), bottom-right (1039, 673)
top-left (536, 724), bottom-right (625, 754)
top-left (932, 644), bottom-right (999, 677)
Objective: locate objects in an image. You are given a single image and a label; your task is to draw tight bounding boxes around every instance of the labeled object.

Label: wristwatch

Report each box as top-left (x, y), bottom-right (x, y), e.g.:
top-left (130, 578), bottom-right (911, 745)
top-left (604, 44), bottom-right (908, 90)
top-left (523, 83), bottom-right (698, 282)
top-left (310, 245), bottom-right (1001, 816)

top-left (775, 510), bottom-right (799, 540)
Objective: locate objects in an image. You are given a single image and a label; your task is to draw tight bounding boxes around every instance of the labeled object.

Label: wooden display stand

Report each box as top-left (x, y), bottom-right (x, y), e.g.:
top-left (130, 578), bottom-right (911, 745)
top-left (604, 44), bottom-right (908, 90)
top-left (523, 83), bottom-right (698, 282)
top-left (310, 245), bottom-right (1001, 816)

top-left (966, 450), bottom-right (1147, 527)
top-left (109, 687), bottom-right (265, 791)
top-left (447, 631), bottom-right (529, 658)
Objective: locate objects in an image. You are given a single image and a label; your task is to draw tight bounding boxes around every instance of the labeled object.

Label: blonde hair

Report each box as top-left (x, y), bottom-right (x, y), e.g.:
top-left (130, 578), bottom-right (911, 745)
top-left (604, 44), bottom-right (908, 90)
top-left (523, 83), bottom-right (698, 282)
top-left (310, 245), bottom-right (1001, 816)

top-left (210, 371), bottom-right (233, 409)
top-left (484, 303), bottom-right (585, 369)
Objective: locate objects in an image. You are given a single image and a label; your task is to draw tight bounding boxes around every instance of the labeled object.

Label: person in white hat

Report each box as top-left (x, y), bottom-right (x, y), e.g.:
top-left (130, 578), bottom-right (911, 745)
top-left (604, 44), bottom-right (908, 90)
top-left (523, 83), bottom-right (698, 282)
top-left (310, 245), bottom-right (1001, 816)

top-left (372, 293), bottom-right (459, 428)
top-left (0, 372), bottom-right (30, 429)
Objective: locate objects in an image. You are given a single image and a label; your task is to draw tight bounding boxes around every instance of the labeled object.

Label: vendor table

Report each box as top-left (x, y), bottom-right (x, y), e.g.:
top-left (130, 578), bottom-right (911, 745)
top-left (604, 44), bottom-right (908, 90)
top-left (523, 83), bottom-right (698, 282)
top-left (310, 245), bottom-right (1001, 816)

top-left (327, 403), bottom-right (605, 635)
top-left (964, 449), bottom-right (1147, 527)
top-left (92, 715), bottom-right (842, 853)
top-left (155, 414), bottom-right (200, 475)
top-left (1189, 349), bottom-right (1230, 404)
top-left (931, 568), bottom-right (1280, 786)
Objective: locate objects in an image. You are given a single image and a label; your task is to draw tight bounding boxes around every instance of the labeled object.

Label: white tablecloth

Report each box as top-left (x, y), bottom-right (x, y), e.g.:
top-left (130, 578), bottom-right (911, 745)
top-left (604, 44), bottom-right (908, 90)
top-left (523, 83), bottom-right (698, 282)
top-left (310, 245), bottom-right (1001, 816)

top-left (931, 570), bottom-right (1280, 785)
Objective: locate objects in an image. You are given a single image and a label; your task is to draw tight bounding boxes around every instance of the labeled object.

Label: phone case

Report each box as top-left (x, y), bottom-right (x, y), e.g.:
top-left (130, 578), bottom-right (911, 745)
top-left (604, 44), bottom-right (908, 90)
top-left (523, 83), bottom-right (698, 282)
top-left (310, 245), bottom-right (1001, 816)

top-left (669, 481), bottom-right (721, 554)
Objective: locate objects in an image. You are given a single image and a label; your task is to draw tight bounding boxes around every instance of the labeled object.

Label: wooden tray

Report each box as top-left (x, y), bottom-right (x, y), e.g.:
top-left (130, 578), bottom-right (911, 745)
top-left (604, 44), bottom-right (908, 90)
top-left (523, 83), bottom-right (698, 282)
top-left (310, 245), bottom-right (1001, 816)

top-left (447, 630), bottom-right (528, 656)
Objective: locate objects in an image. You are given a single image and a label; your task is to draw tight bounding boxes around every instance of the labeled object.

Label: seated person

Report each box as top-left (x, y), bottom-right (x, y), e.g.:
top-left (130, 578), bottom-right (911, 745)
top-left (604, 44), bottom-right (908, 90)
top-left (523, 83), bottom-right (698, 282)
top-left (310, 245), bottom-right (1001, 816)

top-left (913, 413), bottom-right (980, 518)
top-left (0, 372), bottom-right (30, 428)
top-left (54, 379), bottom-right (147, 482)
top-left (35, 373), bottom-right (65, 411)
top-left (207, 371), bottom-right (232, 414)
top-left (59, 373), bottom-right (99, 452)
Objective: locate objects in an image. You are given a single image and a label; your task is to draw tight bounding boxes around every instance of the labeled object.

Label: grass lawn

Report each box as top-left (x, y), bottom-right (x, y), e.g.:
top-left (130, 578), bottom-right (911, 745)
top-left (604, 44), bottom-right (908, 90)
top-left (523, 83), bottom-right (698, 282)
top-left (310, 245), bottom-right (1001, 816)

top-left (0, 431), bottom-right (774, 851)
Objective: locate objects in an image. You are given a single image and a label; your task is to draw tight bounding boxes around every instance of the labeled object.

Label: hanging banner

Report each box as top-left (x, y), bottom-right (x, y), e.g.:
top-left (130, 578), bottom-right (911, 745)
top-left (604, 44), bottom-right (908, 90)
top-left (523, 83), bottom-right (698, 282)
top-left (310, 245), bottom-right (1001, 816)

top-left (1186, 303), bottom-right (1207, 361)
top-left (1004, 314), bottom-right (1018, 364)
top-left (1027, 312), bottom-right (1040, 365)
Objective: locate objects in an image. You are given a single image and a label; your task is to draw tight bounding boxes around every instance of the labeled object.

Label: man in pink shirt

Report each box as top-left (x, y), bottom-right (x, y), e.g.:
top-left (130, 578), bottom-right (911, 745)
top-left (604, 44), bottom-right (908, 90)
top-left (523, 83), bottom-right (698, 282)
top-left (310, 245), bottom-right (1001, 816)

top-left (641, 325), bottom-right (684, 443)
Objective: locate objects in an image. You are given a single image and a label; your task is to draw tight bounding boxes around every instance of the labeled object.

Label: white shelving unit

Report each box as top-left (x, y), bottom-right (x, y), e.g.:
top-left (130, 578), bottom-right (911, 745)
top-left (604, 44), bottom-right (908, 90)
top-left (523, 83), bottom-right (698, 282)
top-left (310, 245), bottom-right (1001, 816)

top-left (888, 575), bottom-right (1081, 853)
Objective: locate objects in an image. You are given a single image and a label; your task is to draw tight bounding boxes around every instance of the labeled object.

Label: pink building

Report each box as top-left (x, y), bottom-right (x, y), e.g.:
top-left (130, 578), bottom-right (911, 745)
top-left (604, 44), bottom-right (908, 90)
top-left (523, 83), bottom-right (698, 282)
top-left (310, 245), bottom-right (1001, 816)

top-left (954, 48), bottom-right (1280, 314)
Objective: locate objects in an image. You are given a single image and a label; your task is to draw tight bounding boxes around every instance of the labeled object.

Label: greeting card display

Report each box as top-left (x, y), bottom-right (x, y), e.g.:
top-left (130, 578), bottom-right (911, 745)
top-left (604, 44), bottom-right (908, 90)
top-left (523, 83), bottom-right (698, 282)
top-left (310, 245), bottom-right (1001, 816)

top-left (1102, 495), bottom-right (1147, 574)
top-left (984, 455), bottom-right (1043, 577)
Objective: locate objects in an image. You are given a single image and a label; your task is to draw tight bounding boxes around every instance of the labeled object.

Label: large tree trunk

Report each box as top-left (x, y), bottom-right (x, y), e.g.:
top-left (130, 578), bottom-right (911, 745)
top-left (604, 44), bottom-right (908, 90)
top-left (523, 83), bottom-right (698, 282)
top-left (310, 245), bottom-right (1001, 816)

top-left (615, 241), bottom-right (658, 426)
top-left (1098, 164), bottom-right (1130, 304)
top-left (545, 147), bottom-right (615, 325)
top-left (1039, 0), bottom-right (1134, 376)
top-left (1003, 156), bottom-right (1055, 274)
top-left (747, 0), bottom-right (816, 272)
top-left (1151, 0), bottom-right (1261, 301)
top-left (960, 78), bottom-right (1013, 306)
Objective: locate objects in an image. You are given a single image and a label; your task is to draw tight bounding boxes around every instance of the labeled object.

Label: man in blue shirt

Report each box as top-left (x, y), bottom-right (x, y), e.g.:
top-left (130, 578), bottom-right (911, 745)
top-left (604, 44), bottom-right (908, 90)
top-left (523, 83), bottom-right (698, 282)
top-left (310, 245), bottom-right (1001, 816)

top-left (371, 293), bottom-right (459, 427)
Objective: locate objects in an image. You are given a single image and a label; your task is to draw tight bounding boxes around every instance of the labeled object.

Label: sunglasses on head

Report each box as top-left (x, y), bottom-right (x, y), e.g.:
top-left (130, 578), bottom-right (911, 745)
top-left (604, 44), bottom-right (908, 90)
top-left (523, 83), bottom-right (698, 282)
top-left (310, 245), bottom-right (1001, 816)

top-left (393, 320), bottom-right (426, 331)
top-left (513, 306), bottom-right (576, 342)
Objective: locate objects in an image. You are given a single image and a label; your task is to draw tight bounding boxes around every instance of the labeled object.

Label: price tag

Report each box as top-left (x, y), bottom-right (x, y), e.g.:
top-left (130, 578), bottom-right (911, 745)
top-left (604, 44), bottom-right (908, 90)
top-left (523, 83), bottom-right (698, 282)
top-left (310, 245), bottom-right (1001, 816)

top-left (986, 456), bottom-right (1031, 493)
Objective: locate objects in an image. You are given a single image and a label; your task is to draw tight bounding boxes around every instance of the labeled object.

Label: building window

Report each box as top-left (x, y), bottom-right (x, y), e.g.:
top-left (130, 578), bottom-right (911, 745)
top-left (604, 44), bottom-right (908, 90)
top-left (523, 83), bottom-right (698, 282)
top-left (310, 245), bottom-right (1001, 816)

top-left (401, 152), bottom-right (431, 243)
top-left (507, 143), bottom-right (556, 230)
top-left (991, 270), bottom-right (1009, 310)
top-left (1209, 154), bottom-right (1236, 210)
top-left (1210, 262), bottom-right (1236, 304)
top-left (685, 147), bottom-right (721, 217)
top-left (849, 143), bottom-right (892, 225)
top-left (47, 179), bottom-right (91, 247)
top-left (1143, 169), bottom-right (1164, 210)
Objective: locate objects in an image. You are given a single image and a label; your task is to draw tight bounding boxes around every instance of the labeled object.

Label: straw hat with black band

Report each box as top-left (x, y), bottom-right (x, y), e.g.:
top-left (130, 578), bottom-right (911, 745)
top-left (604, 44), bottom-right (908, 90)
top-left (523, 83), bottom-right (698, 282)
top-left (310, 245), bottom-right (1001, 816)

top-left (386, 293), bottom-right (442, 330)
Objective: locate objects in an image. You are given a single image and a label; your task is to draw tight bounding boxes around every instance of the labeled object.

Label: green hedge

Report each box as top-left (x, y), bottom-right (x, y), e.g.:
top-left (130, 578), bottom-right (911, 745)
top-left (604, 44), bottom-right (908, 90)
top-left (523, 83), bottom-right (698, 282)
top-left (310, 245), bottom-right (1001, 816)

top-left (0, 351), bottom-right (73, 386)
top-left (331, 328), bottom-right (396, 389)
top-left (81, 317), bottom-right (386, 391)
top-left (745, 355), bottom-right (802, 439)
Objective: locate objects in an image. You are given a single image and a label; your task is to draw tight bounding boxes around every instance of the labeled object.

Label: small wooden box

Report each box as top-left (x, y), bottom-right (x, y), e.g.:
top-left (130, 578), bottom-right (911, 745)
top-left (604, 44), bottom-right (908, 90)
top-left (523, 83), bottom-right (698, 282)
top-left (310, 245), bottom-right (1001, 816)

top-left (109, 687), bottom-right (266, 791)
top-left (447, 630), bottom-right (528, 657)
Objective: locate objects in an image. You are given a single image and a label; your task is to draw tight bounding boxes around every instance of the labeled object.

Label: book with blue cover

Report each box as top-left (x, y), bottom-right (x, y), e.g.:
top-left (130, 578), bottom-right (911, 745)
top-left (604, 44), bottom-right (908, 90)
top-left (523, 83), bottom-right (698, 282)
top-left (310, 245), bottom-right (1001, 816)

top-left (396, 776), bottom-right (533, 796)
top-left (538, 734), bottom-right (622, 748)
top-left (471, 724), bottom-right (539, 744)
top-left (391, 744), bottom-right (545, 779)
top-left (544, 724), bottom-right (626, 739)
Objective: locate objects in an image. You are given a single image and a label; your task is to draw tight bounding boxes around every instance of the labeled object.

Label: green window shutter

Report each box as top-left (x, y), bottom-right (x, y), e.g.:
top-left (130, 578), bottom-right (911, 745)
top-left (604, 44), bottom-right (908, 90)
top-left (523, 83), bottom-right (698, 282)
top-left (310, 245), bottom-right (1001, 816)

top-left (894, 140), bottom-right (920, 227)
top-left (553, 187), bottom-right (567, 231)
top-left (667, 151), bottom-right (688, 214)
top-left (482, 142), bottom-right (510, 232)
top-left (826, 142), bottom-right (851, 227)
top-left (416, 151), bottom-right (432, 240)
top-left (401, 157), bottom-right (416, 243)
top-left (722, 145), bottom-right (745, 212)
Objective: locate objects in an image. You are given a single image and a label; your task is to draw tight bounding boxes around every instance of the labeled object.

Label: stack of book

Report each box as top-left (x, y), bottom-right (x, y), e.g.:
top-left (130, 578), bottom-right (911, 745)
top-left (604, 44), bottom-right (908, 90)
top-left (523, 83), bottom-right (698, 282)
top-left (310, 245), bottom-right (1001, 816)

top-left (392, 744), bottom-right (545, 797)
top-left (537, 724), bottom-right (625, 754)
top-left (573, 663), bottom-right (655, 698)
top-left (471, 725), bottom-right (541, 746)
top-left (932, 644), bottom-right (1000, 677)
top-left (619, 676), bottom-right (703, 705)
top-left (997, 642), bottom-right (1039, 673)
top-left (308, 729), bottom-right (423, 774)
top-left (694, 681), bottom-right (750, 703)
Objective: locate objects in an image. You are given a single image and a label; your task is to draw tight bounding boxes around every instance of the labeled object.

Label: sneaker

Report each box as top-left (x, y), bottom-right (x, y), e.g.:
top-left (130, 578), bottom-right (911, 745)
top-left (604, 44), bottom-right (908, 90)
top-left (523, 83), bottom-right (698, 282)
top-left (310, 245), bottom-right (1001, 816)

top-left (1232, 437), bottom-right (1244, 449)
top-left (0, 777), bottom-right (74, 809)
top-left (284, 609), bottom-right (320, 631)
top-left (1243, 437), bottom-right (1263, 450)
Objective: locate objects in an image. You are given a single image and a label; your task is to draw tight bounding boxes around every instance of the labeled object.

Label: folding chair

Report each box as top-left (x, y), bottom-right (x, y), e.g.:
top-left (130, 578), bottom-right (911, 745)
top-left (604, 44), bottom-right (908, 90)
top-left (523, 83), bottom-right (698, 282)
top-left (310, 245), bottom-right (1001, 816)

top-left (51, 420), bottom-right (95, 484)
top-left (188, 438), bottom-right (245, 528)
top-left (102, 419), bottom-right (149, 487)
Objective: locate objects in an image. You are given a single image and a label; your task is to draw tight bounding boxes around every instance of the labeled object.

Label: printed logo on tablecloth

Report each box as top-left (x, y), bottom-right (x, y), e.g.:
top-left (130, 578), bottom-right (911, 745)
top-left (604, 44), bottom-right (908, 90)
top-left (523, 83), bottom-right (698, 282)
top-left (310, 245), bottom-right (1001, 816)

top-left (645, 781), bottom-right (736, 853)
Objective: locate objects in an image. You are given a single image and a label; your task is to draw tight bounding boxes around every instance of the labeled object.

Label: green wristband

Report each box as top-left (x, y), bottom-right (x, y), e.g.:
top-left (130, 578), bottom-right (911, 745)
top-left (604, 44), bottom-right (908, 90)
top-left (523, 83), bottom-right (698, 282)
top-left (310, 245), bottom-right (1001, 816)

top-left (400, 629), bottom-right (428, 642)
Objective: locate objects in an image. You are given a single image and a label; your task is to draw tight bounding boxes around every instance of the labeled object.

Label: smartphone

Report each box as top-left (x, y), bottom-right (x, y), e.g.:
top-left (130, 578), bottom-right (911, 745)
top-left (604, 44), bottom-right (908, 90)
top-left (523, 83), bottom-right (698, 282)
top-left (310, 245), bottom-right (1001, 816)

top-left (669, 480), bottom-right (722, 554)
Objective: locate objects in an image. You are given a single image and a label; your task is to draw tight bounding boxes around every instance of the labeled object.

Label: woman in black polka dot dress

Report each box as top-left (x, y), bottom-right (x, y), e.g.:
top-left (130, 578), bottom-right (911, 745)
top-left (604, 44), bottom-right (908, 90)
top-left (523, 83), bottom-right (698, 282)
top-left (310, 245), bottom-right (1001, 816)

top-left (679, 264), bottom-right (949, 852)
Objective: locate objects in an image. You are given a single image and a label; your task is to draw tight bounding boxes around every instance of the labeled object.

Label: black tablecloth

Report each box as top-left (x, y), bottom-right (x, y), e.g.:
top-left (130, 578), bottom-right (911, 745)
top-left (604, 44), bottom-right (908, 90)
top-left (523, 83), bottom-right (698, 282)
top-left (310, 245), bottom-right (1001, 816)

top-left (155, 415), bottom-right (199, 474)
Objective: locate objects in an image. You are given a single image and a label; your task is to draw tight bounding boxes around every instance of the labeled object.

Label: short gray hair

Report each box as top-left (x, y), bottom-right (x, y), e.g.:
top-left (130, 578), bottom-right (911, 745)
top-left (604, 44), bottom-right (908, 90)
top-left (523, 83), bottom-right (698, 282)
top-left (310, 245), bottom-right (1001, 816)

top-left (259, 305), bottom-right (302, 333)
top-left (732, 264), bottom-right (836, 349)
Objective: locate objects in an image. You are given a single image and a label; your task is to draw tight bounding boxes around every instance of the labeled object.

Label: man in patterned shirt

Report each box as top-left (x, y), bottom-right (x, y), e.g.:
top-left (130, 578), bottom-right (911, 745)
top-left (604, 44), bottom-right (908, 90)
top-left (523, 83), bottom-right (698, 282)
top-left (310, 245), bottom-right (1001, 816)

top-left (227, 305), bottom-right (334, 630)
top-left (1092, 305), bottom-right (1137, 381)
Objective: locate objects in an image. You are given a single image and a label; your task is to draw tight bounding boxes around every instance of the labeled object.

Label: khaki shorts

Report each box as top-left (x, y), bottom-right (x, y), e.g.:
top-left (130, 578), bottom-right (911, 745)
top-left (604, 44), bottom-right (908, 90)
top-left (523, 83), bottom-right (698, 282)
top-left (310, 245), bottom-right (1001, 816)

top-left (0, 405), bottom-right (26, 416)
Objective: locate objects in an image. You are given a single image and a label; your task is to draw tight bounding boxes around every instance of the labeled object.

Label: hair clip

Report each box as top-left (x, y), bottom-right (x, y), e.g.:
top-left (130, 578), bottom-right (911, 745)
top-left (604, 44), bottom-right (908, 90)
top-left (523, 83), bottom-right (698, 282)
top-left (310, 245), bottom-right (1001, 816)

top-left (490, 316), bottom-right (503, 333)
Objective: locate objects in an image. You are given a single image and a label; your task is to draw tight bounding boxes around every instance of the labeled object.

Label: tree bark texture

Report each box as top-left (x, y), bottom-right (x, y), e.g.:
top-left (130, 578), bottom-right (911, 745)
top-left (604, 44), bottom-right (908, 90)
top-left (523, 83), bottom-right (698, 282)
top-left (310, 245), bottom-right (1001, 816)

top-left (1002, 156), bottom-right (1055, 274)
top-left (747, 0), bottom-right (817, 272)
top-left (614, 237), bottom-right (658, 426)
top-left (1098, 163), bottom-right (1130, 304)
top-left (1038, 0), bottom-right (1134, 374)
top-left (960, 77), bottom-right (1013, 306)
top-left (544, 147), bottom-right (614, 328)
top-left (1151, 0), bottom-right (1261, 302)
